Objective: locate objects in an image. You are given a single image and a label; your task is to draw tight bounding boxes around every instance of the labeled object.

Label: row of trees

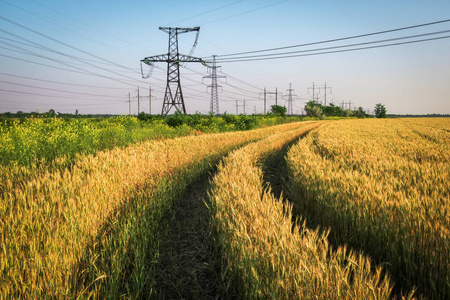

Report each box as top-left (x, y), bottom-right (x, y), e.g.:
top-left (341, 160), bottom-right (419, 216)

top-left (1, 103), bottom-right (387, 121)
top-left (304, 101), bottom-right (387, 118)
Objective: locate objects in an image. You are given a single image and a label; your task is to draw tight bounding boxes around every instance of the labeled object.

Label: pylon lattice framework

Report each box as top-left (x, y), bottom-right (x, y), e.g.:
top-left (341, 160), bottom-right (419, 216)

top-left (285, 83), bottom-right (296, 115)
top-left (203, 55), bottom-right (226, 115)
top-left (141, 27), bottom-right (206, 116)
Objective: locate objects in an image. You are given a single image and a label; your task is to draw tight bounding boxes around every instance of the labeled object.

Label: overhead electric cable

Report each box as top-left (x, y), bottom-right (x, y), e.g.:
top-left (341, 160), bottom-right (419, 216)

top-left (0, 28), bottom-right (147, 84)
top-left (216, 35), bottom-right (450, 63)
top-left (215, 30), bottom-right (450, 61)
top-left (0, 33), bottom-right (143, 72)
top-left (0, 15), bottom-right (139, 74)
top-left (200, 0), bottom-right (289, 26)
top-left (0, 53), bottom-right (158, 89)
top-left (0, 72), bottom-right (129, 90)
top-left (0, 88), bottom-right (124, 102)
top-left (0, 80), bottom-right (125, 99)
top-left (219, 70), bottom-right (261, 91)
top-left (1, 0), bottom-right (143, 57)
top-left (204, 18), bottom-right (450, 59)
top-left (28, 0), bottom-right (151, 52)
top-left (164, 0), bottom-right (244, 25)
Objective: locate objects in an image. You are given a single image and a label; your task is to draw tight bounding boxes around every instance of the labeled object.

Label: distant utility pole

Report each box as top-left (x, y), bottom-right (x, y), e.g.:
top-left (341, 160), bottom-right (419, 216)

top-left (145, 86), bottom-right (155, 114)
top-left (341, 101), bottom-right (352, 110)
top-left (203, 55), bottom-right (226, 115)
top-left (234, 100), bottom-right (246, 114)
top-left (260, 88), bottom-right (266, 114)
top-left (275, 88), bottom-right (278, 106)
top-left (128, 92), bottom-right (131, 116)
top-left (137, 87), bottom-right (140, 114)
top-left (284, 83), bottom-right (297, 115)
top-left (260, 88), bottom-right (281, 113)
top-left (149, 87), bottom-right (152, 114)
top-left (308, 82), bottom-right (316, 102)
top-left (322, 82), bottom-right (332, 106)
top-left (140, 27), bottom-right (206, 115)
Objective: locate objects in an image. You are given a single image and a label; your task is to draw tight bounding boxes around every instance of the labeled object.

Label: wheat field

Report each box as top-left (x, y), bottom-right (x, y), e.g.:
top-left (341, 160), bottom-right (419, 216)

top-left (287, 118), bottom-right (449, 299)
top-left (208, 121), bottom-right (406, 299)
top-left (2, 117), bottom-right (447, 298)
top-left (0, 121), bottom-right (306, 298)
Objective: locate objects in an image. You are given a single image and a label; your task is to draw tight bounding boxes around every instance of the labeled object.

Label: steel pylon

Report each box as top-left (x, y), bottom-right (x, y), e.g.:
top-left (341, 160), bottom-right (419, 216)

top-left (203, 55), bottom-right (226, 115)
top-left (141, 27), bottom-right (206, 116)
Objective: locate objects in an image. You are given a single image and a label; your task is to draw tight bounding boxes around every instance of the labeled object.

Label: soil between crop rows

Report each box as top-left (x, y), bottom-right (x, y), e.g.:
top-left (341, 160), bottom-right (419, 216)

top-left (155, 171), bottom-right (222, 300)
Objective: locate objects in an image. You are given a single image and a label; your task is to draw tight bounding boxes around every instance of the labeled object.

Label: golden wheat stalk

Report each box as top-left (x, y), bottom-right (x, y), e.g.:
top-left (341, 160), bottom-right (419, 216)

top-left (209, 122), bottom-right (398, 299)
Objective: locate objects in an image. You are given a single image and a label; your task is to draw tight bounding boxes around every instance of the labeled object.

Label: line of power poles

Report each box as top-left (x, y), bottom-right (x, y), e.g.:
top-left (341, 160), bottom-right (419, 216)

top-left (138, 27), bottom-right (375, 116)
top-left (307, 82), bottom-right (372, 114)
top-left (127, 86), bottom-right (154, 116)
top-left (235, 100), bottom-right (246, 114)
top-left (308, 82), bottom-right (332, 105)
top-left (259, 88), bottom-right (282, 114)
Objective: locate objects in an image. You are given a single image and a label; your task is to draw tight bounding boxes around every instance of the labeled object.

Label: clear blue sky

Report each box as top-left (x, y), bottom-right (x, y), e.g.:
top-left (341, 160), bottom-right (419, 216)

top-left (1, 0), bottom-right (449, 115)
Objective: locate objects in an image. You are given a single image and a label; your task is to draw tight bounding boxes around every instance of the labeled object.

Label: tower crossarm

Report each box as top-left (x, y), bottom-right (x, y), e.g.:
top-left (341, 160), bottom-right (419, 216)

top-left (141, 54), bottom-right (168, 66)
top-left (141, 54), bottom-right (208, 66)
top-left (159, 26), bottom-right (200, 34)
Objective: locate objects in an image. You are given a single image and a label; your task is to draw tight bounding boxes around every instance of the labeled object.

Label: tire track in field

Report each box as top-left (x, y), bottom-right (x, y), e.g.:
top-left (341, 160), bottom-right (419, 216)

top-left (261, 125), bottom-right (321, 201)
top-left (262, 126), bottom-right (412, 299)
top-left (155, 170), bottom-right (222, 300)
top-left (154, 123), bottom-right (322, 299)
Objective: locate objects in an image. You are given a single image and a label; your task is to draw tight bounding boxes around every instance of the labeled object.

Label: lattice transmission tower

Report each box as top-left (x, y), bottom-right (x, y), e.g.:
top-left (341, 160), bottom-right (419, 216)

top-left (203, 55), bottom-right (226, 115)
top-left (285, 83), bottom-right (297, 115)
top-left (140, 27), bottom-right (206, 115)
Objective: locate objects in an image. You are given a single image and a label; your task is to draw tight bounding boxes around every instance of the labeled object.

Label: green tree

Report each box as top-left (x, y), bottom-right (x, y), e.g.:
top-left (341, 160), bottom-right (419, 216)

top-left (270, 105), bottom-right (287, 117)
top-left (374, 103), bottom-right (387, 118)
top-left (354, 107), bottom-right (369, 118)
top-left (304, 101), bottom-right (324, 118)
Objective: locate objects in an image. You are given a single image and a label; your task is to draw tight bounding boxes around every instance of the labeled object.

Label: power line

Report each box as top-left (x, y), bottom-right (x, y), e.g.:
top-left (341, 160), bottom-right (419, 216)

top-left (0, 80), bottom-right (125, 99)
top-left (1, 0), bottom-right (145, 58)
top-left (216, 35), bottom-right (450, 63)
top-left (0, 49), bottom-right (157, 89)
top-left (0, 40), bottom-right (140, 76)
top-left (0, 28), bottom-right (147, 84)
top-left (0, 15), bottom-right (139, 74)
top-left (205, 18), bottom-right (450, 59)
top-left (219, 70), bottom-right (261, 92)
top-left (200, 0), bottom-right (289, 26)
top-left (0, 51), bottom-right (143, 89)
top-left (222, 82), bottom-right (257, 96)
top-left (0, 34), bottom-right (141, 73)
top-left (0, 88), bottom-right (124, 102)
top-left (215, 30), bottom-right (450, 62)
top-left (164, 0), bottom-right (244, 26)
top-left (27, 0), bottom-right (150, 53)
top-left (0, 72), bottom-right (129, 90)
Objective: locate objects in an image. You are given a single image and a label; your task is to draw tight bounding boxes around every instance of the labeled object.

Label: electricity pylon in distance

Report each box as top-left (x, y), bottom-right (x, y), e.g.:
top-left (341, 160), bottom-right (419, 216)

top-left (141, 27), bottom-right (207, 116)
top-left (203, 55), bottom-right (226, 115)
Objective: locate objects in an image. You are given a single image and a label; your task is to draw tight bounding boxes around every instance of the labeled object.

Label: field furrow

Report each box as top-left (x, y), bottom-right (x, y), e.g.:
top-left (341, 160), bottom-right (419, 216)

top-left (154, 171), bottom-right (221, 299)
